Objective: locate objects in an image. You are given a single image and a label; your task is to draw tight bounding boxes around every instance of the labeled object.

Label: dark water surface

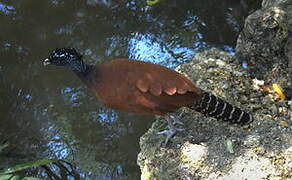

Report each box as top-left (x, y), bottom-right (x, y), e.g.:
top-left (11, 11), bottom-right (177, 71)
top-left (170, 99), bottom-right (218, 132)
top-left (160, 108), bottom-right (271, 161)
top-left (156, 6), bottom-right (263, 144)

top-left (0, 0), bottom-right (260, 179)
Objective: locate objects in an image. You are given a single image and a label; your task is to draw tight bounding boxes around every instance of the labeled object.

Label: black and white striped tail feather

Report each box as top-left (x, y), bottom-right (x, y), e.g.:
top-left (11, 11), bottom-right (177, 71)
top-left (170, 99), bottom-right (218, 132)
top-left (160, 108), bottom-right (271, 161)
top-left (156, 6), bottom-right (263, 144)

top-left (190, 92), bottom-right (253, 125)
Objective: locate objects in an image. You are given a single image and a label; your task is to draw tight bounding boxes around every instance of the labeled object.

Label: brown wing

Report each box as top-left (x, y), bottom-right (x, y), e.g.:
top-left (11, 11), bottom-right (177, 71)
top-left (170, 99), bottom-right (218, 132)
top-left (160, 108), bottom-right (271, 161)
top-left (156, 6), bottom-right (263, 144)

top-left (133, 61), bottom-right (199, 96)
top-left (83, 59), bottom-right (202, 115)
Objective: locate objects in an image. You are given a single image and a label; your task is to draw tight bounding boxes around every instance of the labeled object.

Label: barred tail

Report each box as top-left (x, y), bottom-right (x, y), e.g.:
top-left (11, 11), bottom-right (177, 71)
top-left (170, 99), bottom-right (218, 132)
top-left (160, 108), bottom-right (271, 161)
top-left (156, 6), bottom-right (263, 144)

top-left (189, 92), bottom-right (253, 125)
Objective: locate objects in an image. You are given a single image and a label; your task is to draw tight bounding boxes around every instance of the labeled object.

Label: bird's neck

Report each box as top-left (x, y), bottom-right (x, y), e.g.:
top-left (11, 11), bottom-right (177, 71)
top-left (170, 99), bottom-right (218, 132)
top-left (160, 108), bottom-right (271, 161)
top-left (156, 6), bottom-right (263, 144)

top-left (74, 64), bottom-right (93, 77)
top-left (68, 58), bottom-right (87, 74)
top-left (74, 64), bottom-right (98, 90)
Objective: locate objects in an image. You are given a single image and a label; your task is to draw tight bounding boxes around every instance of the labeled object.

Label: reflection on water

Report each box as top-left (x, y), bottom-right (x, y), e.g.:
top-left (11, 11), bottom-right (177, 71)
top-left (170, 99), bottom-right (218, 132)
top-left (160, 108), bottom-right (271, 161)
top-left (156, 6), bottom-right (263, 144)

top-left (0, 0), bottom-right (261, 179)
top-left (128, 33), bottom-right (196, 67)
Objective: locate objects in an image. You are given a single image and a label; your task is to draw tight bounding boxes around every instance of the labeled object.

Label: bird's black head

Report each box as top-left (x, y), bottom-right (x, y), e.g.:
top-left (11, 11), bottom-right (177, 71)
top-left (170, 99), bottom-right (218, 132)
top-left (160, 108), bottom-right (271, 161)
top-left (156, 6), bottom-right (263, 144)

top-left (43, 48), bottom-right (86, 73)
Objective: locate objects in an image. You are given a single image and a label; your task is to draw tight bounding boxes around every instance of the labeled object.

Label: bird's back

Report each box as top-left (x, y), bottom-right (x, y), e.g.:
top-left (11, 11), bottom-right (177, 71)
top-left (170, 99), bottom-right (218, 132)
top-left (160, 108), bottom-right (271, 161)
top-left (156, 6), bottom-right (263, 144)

top-left (79, 59), bottom-right (202, 115)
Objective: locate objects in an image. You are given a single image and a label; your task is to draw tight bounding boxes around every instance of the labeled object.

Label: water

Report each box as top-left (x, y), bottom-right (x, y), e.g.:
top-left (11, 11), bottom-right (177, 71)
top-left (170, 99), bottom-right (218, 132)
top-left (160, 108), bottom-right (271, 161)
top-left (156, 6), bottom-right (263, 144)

top-left (0, 0), bottom-right (260, 179)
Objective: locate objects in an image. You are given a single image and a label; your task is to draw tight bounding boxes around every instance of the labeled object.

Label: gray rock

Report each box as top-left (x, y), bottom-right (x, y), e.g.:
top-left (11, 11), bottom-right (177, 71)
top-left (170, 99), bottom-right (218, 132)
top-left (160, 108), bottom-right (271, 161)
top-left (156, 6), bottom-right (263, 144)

top-left (138, 1), bottom-right (292, 179)
top-left (138, 49), bottom-right (292, 180)
top-left (236, 0), bottom-right (292, 88)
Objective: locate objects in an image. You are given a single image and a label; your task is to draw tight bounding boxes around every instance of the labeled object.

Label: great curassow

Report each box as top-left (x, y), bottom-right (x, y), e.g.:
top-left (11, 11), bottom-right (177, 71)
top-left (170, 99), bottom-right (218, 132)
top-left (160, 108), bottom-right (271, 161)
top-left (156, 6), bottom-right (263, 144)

top-left (43, 48), bottom-right (253, 145)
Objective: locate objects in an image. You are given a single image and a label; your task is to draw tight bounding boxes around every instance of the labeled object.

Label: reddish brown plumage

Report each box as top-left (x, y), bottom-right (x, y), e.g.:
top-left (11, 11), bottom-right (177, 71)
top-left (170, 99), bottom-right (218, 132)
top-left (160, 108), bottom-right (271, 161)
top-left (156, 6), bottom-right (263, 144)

top-left (45, 48), bottom-right (253, 127)
top-left (78, 59), bottom-right (203, 115)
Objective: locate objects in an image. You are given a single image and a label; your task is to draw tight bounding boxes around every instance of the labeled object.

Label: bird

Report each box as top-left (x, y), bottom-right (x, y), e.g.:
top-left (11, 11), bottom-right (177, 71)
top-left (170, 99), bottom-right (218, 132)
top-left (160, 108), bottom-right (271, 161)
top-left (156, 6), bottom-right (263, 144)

top-left (43, 48), bottom-right (253, 145)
